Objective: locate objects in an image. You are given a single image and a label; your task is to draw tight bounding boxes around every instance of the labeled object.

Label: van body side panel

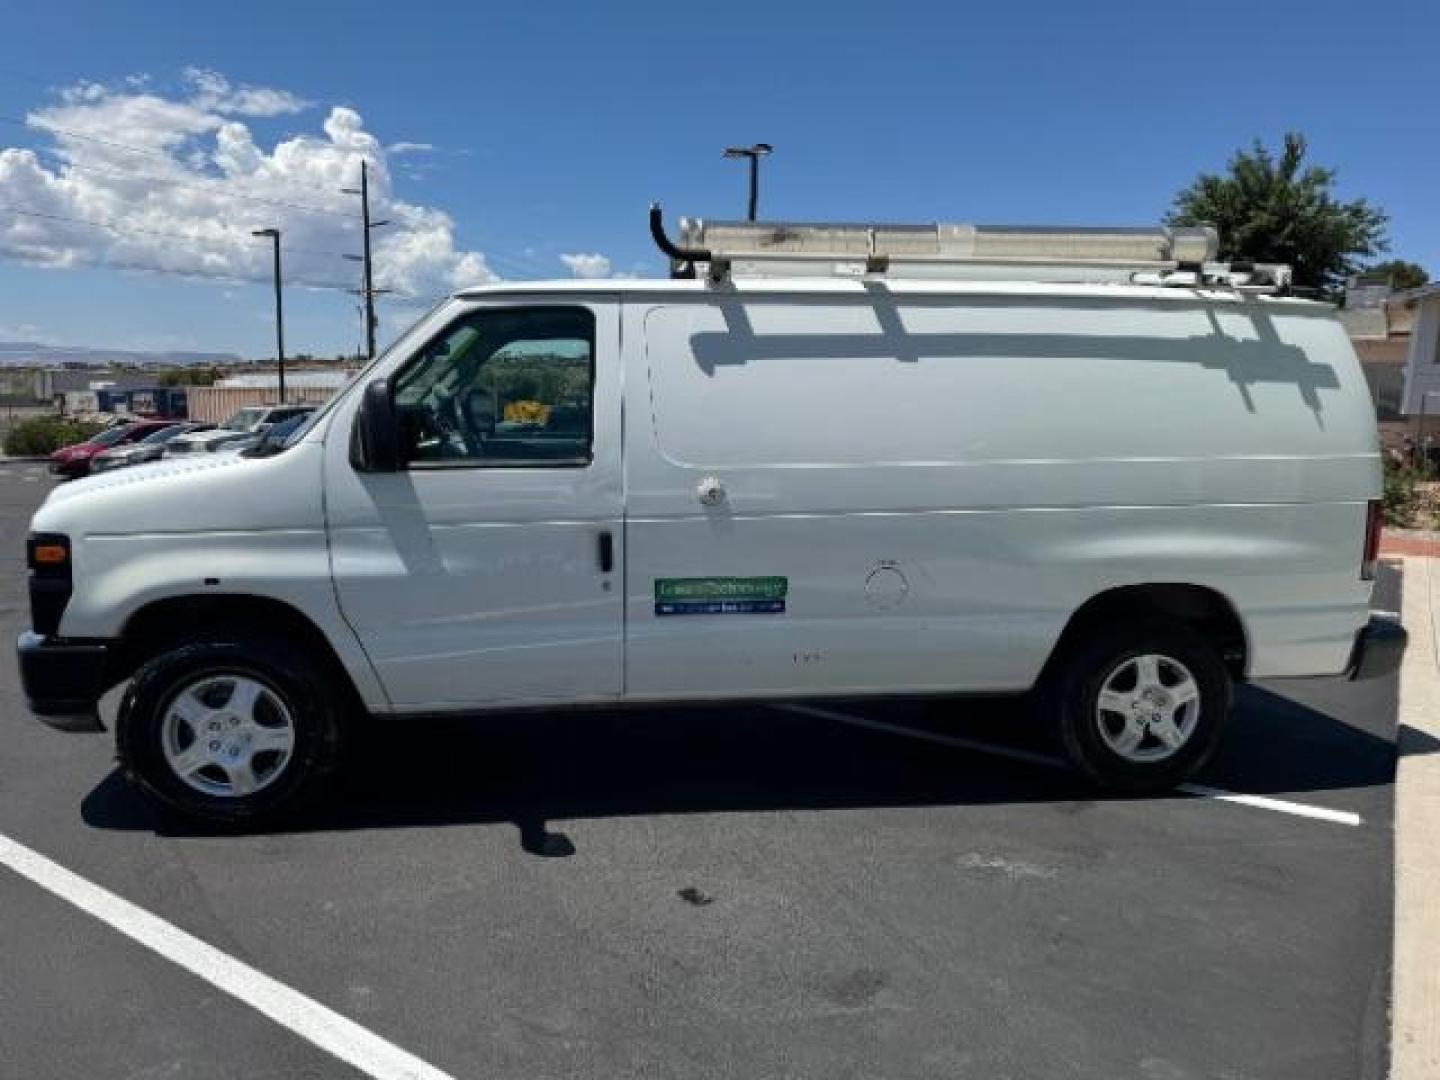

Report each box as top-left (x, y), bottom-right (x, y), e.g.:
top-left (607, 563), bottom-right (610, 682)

top-left (622, 293), bottom-right (1377, 698)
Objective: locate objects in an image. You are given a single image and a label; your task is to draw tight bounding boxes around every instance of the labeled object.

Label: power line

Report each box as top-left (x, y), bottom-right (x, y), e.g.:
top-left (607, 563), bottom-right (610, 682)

top-left (3, 247), bottom-right (356, 292)
top-left (8, 111), bottom-right (360, 204)
top-left (3, 116), bottom-right (385, 208)
top-left (0, 113), bottom-right (179, 163)
top-left (0, 204), bottom-right (534, 296)
top-left (483, 254), bottom-right (550, 279)
top-left (1, 203), bottom-right (258, 247)
top-left (343, 160), bottom-right (382, 358)
top-left (31, 150), bottom-right (360, 220)
top-left (2, 202), bottom-right (572, 293)
top-left (3, 111), bottom-right (572, 280)
top-left (0, 205), bottom-right (360, 291)
top-left (0, 203), bottom-right (351, 260)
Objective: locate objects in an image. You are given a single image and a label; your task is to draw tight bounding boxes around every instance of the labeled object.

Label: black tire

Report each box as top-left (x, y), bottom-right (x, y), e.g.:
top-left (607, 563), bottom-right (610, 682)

top-left (1042, 618), bottom-right (1232, 792)
top-left (116, 634), bottom-right (347, 827)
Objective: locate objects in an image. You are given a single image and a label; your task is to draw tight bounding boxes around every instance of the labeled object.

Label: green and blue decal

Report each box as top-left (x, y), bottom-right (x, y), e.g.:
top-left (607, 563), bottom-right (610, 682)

top-left (654, 576), bottom-right (788, 616)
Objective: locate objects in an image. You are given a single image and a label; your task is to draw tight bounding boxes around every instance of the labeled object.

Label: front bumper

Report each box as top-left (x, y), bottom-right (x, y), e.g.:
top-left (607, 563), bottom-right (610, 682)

top-left (16, 632), bottom-right (110, 731)
top-left (1346, 614), bottom-right (1406, 682)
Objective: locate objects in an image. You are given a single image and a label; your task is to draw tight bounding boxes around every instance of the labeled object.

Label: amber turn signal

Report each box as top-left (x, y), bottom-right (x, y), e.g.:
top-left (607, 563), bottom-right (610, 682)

top-left (31, 544), bottom-right (68, 565)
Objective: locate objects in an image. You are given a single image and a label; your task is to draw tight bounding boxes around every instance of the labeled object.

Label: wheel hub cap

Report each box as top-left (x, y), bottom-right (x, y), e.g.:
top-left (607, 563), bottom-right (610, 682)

top-left (1095, 652), bottom-right (1202, 764)
top-left (159, 674), bottom-right (296, 799)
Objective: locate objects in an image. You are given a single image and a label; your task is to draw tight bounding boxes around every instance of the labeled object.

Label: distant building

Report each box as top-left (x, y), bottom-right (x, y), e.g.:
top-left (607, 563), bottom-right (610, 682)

top-left (1393, 284), bottom-right (1440, 423)
top-left (1341, 280), bottom-right (1410, 421)
top-left (33, 369), bottom-right (160, 402)
top-left (217, 369), bottom-right (355, 390)
top-left (185, 384), bottom-right (344, 423)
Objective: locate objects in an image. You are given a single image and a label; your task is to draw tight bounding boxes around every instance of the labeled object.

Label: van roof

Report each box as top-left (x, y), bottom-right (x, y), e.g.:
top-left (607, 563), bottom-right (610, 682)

top-left (452, 277), bottom-right (1330, 309)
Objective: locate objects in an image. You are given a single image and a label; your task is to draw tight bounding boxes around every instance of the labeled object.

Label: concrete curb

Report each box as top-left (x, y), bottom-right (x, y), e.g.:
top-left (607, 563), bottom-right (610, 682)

top-left (1391, 555), bottom-right (1440, 1079)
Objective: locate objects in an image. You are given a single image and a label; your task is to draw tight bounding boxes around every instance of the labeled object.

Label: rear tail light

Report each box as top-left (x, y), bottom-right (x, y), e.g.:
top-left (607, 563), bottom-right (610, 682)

top-left (1361, 499), bottom-right (1382, 581)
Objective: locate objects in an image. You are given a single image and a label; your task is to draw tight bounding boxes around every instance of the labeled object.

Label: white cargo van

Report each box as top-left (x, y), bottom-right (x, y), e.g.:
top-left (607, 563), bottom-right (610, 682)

top-left (17, 208), bottom-right (1400, 824)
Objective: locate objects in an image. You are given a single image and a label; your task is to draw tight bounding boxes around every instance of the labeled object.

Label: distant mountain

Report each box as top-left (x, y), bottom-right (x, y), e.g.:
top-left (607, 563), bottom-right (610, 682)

top-left (0, 341), bottom-right (246, 367)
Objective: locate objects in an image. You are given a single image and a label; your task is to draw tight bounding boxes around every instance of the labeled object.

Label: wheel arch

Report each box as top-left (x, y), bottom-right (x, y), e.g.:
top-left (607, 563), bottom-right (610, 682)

top-left (1042, 583), bottom-right (1249, 685)
top-left (114, 593), bottom-right (372, 711)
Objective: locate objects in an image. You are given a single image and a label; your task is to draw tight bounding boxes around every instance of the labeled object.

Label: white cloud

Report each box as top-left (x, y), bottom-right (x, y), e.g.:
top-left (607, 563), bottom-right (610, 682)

top-left (0, 72), bottom-right (497, 298)
top-left (181, 67), bottom-right (309, 117)
top-left (559, 252), bottom-right (611, 279)
top-left (387, 141), bottom-right (435, 155)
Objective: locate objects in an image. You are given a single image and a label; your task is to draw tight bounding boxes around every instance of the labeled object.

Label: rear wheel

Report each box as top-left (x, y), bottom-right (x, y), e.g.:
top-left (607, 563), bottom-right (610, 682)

top-left (1043, 618), bottom-right (1232, 792)
top-left (116, 635), bottom-right (346, 827)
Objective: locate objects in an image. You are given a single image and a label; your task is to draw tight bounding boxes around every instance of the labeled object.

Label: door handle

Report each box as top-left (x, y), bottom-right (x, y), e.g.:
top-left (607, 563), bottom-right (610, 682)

top-left (597, 530), bottom-right (614, 573)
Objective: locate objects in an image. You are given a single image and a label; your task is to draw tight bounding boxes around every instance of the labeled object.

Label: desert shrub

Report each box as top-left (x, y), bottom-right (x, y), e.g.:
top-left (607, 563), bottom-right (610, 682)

top-left (1383, 455), bottom-right (1421, 527)
top-left (2, 416), bottom-right (107, 457)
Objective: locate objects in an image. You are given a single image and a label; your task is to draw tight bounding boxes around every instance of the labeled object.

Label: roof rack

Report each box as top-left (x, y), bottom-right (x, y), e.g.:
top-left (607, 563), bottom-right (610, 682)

top-left (648, 204), bottom-right (1291, 293)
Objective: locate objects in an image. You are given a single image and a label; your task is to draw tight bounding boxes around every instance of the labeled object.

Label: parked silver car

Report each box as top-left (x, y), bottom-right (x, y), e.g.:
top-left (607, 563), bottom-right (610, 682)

top-left (164, 405), bottom-right (315, 457)
top-left (91, 423), bottom-right (212, 473)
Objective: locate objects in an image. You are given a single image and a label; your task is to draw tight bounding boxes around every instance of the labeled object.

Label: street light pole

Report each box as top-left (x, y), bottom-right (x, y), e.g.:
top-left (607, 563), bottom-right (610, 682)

top-left (722, 143), bottom-right (773, 221)
top-left (251, 228), bottom-right (285, 404)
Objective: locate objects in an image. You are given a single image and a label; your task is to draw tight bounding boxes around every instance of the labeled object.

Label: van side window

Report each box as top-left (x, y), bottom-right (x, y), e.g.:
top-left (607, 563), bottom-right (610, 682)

top-left (393, 307), bottom-right (595, 467)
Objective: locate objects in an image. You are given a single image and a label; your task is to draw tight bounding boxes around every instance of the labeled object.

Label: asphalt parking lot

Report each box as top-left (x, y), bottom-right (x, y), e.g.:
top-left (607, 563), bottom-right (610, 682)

top-left (0, 467), bottom-right (1400, 1080)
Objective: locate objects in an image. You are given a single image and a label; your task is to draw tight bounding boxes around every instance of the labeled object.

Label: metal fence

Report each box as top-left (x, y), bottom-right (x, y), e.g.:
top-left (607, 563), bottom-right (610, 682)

top-left (184, 386), bottom-right (339, 423)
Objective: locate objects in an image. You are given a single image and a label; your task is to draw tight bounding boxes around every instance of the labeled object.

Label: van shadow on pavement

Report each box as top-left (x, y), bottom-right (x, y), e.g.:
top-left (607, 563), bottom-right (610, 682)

top-left (81, 681), bottom-right (1400, 849)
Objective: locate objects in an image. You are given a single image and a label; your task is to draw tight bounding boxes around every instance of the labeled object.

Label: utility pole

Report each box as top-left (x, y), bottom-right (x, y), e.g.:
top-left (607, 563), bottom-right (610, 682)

top-left (251, 228), bottom-right (285, 403)
top-left (343, 161), bottom-right (390, 360)
top-left (722, 143), bottom-right (773, 221)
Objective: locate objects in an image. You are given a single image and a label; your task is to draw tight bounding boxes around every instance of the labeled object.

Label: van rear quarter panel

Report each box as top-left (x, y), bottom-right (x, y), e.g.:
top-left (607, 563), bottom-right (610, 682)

top-left (623, 288), bottom-right (1378, 697)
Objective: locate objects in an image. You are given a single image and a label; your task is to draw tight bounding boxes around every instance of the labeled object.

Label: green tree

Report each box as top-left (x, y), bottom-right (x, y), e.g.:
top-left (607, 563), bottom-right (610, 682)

top-left (158, 366), bottom-right (219, 387)
top-left (1167, 133), bottom-right (1388, 296)
top-left (1363, 259), bottom-right (1428, 291)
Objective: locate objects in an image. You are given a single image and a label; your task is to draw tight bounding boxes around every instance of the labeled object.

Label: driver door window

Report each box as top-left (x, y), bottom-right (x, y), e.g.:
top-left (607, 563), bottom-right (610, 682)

top-left (394, 306), bottom-right (595, 467)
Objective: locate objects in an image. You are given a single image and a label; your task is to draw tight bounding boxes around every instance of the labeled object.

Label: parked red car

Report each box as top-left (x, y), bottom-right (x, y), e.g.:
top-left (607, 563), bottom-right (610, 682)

top-left (49, 420), bottom-right (177, 479)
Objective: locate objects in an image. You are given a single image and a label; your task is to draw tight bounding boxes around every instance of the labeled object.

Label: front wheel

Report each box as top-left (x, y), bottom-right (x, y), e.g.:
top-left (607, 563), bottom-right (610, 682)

top-left (1043, 618), bottom-right (1232, 792)
top-left (116, 635), bottom-right (346, 827)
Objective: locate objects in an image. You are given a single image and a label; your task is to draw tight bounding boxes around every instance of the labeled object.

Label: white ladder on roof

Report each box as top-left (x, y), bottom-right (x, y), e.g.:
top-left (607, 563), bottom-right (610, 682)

top-left (648, 204), bottom-right (1293, 292)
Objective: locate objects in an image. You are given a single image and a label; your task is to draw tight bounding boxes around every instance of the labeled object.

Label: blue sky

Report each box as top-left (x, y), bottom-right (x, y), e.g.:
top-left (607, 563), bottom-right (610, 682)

top-left (1, 0), bottom-right (1435, 359)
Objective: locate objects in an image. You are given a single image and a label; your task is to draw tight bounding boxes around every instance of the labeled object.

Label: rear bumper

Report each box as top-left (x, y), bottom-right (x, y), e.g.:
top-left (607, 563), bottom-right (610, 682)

top-left (15, 632), bottom-right (110, 731)
top-left (1346, 614), bottom-right (1406, 682)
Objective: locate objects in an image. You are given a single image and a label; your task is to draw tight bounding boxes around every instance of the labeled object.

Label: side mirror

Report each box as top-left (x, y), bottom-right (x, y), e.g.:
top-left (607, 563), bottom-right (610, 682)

top-left (351, 379), bottom-right (402, 472)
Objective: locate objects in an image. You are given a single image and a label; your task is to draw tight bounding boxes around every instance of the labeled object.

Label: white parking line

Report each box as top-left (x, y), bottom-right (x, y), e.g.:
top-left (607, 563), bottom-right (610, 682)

top-left (0, 832), bottom-right (458, 1080)
top-left (774, 703), bottom-right (1363, 828)
top-left (778, 703), bottom-right (1067, 769)
top-left (1176, 783), bottom-right (1362, 827)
